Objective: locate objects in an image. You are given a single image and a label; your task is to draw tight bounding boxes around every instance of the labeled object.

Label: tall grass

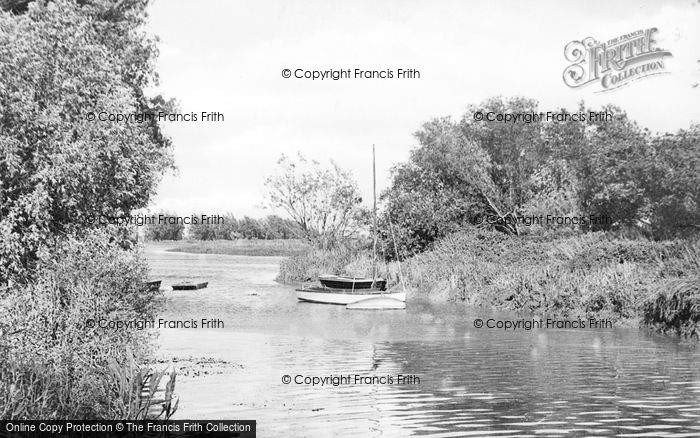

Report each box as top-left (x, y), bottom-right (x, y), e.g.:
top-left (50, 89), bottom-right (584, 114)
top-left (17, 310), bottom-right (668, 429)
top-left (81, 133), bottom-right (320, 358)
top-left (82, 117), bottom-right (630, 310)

top-left (398, 231), bottom-right (698, 325)
top-left (279, 230), bottom-right (700, 337)
top-left (166, 239), bottom-right (311, 257)
top-left (0, 232), bottom-right (177, 419)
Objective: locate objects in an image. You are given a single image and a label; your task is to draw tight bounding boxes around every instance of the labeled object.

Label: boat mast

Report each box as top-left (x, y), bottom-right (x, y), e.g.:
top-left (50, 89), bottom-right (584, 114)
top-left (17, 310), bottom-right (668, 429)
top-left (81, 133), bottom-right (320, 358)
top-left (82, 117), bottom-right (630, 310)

top-left (372, 144), bottom-right (378, 286)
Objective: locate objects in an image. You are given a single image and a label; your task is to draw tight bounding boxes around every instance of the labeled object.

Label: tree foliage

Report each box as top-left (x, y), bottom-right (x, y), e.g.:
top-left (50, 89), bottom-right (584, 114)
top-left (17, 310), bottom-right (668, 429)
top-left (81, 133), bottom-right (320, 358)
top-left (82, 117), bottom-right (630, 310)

top-left (382, 96), bottom-right (700, 255)
top-left (381, 117), bottom-right (496, 254)
top-left (265, 154), bottom-right (367, 248)
top-left (188, 213), bottom-right (302, 240)
top-left (0, 0), bottom-right (174, 282)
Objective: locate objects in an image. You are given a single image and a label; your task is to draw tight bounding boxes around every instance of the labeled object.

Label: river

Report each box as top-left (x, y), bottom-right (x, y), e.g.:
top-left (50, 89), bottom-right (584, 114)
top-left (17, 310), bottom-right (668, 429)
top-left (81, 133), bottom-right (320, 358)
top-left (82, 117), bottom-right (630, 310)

top-left (146, 246), bottom-right (700, 437)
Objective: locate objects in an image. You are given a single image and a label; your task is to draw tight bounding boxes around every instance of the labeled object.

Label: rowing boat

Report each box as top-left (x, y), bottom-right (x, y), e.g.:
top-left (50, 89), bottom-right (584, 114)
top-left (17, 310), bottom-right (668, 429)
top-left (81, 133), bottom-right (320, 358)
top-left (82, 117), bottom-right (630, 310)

top-left (318, 274), bottom-right (387, 291)
top-left (172, 281), bottom-right (208, 291)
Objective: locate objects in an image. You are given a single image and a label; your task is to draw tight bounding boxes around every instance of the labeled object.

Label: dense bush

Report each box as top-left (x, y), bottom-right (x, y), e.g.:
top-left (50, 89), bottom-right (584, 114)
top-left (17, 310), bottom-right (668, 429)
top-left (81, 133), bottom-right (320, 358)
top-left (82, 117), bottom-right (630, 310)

top-left (0, 0), bottom-right (178, 420)
top-left (0, 232), bottom-right (176, 419)
top-left (396, 230), bottom-right (698, 326)
top-left (0, 0), bottom-right (174, 282)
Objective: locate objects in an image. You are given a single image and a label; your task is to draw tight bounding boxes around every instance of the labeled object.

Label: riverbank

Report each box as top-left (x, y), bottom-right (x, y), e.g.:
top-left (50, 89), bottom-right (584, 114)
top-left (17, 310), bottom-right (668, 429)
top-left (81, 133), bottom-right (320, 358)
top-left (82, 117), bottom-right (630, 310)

top-left (157, 239), bottom-right (310, 257)
top-left (147, 247), bottom-right (700, 436)
top-left (277, 230), bottom-right (700, 338)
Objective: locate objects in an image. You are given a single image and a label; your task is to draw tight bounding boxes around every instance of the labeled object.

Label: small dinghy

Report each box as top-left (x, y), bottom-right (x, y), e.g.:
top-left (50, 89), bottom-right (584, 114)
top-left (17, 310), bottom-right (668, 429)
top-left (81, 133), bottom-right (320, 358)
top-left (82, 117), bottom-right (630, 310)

top-left (346, 296), bottom-right (406, 310)
top-left (172, 281), bottom-right (208, 291)
top-left (146, 280), bottom-right (161, 292)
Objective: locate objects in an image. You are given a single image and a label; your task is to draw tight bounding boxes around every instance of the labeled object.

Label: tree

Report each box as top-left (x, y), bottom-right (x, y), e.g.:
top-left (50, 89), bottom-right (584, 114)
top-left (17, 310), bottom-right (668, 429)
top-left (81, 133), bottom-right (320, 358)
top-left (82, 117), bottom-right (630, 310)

top-left (380, 117), bottom-right (497, 254)
top-left (382, 97), bottom-right (699, 253)
top-left (642, 126), bottom-right (700, 237)
top-left (265, 154), bottom-right (366, 248)
top-left (0, 0), bottom-right (174, 282)
top-left (460, 97), bottom-right (545, 211)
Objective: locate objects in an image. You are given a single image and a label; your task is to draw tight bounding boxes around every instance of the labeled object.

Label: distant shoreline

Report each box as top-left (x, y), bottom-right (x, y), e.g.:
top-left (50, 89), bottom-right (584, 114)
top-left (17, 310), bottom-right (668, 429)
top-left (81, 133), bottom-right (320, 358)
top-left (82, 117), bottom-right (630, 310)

top-left (148, 239), bottom-right (310, 257)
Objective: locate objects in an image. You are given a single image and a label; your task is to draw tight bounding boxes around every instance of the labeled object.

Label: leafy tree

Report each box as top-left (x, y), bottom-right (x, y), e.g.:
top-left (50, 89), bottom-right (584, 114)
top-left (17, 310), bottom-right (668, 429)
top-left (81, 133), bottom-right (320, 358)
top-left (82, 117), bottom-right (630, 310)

top-left (383, 97), bottom-right (699, 253)
top-left (0, 0), bottom-right (174, 282)
top-left (460, 97), bottom-right (545, 210)
top-left (642, 126), bottom-right (700, 237)
top-left (265, 154), bottom-right (366, 248)
top-left (381, 117), bottom-right (497, 254)
top-left (574, 106), bottom-right (650, 230)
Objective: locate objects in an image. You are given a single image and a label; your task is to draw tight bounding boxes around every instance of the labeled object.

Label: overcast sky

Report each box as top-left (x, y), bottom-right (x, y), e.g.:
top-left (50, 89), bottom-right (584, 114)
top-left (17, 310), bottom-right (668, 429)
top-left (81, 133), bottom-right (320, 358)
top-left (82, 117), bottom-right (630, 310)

top-left (145, 0), bottom-right (700, 217)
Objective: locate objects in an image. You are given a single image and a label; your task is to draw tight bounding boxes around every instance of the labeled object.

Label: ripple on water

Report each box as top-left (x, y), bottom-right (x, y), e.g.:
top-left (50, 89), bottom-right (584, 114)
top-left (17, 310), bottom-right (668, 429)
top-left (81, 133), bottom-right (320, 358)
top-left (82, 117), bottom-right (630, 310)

top-left (147, 248), bottom-right (700, 437)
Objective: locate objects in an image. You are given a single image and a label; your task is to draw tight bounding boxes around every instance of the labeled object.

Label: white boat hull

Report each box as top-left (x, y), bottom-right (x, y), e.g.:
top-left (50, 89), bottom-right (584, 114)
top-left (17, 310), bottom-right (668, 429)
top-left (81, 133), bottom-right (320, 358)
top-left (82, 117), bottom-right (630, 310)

top-left (296, 289), bottom-right (406, 305)
top-left (346, 297), bottom-right (406, 310)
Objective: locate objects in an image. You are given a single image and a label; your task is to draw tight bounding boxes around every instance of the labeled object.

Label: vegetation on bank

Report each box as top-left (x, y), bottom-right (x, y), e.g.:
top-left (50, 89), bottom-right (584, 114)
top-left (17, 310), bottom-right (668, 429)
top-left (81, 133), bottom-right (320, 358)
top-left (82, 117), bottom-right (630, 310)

top-left (165, 239), bottom-right (310, 257)
top-left (279, 231), bottom-right (700, 337)
top-left (1, 232), bottom-right (177, 418)
top-left (1, 1), bottom-right (176, 419)
top-left (145, 212), bottom-right (302, 242)
top-left (274, 97), bottom-right (698, 339)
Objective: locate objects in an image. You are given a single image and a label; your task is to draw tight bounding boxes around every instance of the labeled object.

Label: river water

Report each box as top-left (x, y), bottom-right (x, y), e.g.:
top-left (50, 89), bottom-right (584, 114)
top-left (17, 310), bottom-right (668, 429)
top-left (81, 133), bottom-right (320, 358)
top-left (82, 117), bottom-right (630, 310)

top-left (146, 246), bottom-right (700, 437)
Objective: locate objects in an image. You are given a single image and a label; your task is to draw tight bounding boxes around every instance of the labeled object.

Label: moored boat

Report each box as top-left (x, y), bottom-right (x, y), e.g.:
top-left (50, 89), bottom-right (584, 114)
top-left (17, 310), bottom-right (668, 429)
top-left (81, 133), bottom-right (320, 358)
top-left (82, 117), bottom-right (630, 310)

top-left (295, 145), bottom-right (407, 307)
top-left (295, 286), bottom-right (405, 305)
top-left (318, 274), bottom-right (387, 291)
top-left (172, 281), bottom-right (208, 290)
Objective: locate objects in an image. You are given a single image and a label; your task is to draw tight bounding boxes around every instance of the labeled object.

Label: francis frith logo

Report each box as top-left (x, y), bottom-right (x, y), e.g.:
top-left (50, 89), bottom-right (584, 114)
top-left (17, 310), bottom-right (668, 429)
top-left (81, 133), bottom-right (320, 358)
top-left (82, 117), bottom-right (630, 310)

top-left (563, 28), bottom-right (672, 92)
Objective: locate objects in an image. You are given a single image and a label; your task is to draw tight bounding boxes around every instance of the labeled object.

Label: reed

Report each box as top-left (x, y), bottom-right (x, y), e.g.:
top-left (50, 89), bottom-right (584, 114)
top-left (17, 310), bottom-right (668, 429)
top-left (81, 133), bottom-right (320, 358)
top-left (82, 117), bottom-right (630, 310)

top-left (643, 278), bottom-right (700, 339)
top-left (279, 230), bottom-right (700, 337)
top-left (0, 231), bottom-right (178, 419)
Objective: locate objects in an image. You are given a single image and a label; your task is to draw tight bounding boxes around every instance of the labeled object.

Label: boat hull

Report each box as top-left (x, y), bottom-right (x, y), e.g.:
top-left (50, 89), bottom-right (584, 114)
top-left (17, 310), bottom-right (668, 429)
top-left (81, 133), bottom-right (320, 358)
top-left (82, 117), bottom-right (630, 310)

top-left (318, 275), bottom-right (387, 291)
top-left (346, 297), bottom-right (406, 310)
top-left (172, 281), bottom-right (208, 291)
top-left (296, 288), bottom-right (405, 305)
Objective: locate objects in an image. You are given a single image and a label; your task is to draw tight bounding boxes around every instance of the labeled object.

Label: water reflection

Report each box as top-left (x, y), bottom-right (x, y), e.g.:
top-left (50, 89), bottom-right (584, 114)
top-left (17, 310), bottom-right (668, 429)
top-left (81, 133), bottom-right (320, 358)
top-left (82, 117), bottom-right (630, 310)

top-left (147, 246), bottom-right (700, 437)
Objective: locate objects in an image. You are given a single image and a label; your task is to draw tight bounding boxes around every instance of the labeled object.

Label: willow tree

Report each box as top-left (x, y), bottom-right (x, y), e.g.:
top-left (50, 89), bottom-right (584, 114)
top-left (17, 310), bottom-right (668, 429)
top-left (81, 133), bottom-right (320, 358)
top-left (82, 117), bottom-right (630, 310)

top-left (265, 154), bottom-right (366, 248)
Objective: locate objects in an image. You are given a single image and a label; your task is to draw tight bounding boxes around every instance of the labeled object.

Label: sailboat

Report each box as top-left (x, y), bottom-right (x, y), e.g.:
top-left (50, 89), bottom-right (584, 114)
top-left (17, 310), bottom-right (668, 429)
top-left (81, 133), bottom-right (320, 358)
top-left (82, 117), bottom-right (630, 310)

top-left (295, 145), bottom-right (406, 306)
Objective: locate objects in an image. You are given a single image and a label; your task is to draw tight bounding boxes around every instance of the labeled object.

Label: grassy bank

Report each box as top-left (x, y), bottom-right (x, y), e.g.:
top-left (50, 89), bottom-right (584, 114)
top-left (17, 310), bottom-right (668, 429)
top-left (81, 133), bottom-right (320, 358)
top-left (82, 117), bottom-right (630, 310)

top-left (165, 239), bottom-right (311, 257)
top-left (1, 232), bottom-right (177, 419)
top-left (279, 230), bottom-right (700, 338)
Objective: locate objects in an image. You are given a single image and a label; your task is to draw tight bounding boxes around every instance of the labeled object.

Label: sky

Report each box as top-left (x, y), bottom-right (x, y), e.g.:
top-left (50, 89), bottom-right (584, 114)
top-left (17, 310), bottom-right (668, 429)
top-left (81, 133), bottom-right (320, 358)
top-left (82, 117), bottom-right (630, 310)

top-left (145, 0), bottom-right (700, 218)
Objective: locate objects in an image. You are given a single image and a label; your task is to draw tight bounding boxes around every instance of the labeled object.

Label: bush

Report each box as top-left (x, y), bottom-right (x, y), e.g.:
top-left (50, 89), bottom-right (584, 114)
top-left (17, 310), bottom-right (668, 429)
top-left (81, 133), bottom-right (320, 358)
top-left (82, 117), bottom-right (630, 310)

top-left (286, 229), bottom-right (699, 335)
top-left (394, 230), bottom-right (698, 328)
top-left (0, 231), bottom-right (176, 419)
